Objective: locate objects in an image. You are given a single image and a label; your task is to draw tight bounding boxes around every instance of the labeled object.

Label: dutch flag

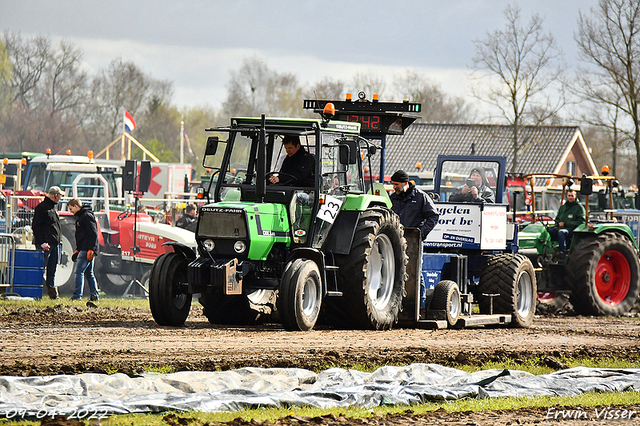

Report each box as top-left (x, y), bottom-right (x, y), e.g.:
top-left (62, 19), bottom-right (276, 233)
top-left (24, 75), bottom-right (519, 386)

top-left (124, 110), bottom-right (136, 132)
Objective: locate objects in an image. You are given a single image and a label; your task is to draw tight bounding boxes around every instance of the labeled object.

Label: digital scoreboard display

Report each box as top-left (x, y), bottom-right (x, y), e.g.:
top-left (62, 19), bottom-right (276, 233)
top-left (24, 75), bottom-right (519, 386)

top-left (304, 99), bottom-right (420, 136)
top-left (336, 114), bottom-right (382, 132)
top-left (335, 113), bottom-right (406, 135)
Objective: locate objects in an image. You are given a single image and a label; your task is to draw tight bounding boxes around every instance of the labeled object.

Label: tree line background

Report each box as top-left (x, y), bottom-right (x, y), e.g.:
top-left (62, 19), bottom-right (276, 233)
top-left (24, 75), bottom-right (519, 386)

top-left (1, 0), bottom-right (639, 186)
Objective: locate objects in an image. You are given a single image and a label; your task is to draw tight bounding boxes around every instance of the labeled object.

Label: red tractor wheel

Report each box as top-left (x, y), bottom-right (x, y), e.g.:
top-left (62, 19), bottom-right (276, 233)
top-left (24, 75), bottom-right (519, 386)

top-left (567, 233), bottom-right (640, 316)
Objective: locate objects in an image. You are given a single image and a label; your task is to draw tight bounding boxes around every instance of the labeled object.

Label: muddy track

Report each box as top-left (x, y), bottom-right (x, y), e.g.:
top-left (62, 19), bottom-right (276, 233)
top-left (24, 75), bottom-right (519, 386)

top-left (1, 304), bottom-right (639, 377)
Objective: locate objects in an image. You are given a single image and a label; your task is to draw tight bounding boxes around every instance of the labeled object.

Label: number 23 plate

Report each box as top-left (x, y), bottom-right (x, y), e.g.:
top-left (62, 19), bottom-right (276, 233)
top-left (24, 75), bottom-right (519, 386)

top-left (317, 195), bottom-right (342, 223)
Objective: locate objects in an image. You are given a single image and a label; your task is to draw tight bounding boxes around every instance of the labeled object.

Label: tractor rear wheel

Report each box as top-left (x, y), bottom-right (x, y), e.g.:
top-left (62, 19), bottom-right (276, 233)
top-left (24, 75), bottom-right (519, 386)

top-left (479, 253), bottom-right (536, 328)
top-left (431, 280), bottom-right (461, 327)
top-left (567, 233), bottom-right (640, 316)
top-left (279, 259), bottom-right (322, 331)
top-left (336, 207), bottom-right (407, 330)
top-left (149, 253), bottom-right (192, 326)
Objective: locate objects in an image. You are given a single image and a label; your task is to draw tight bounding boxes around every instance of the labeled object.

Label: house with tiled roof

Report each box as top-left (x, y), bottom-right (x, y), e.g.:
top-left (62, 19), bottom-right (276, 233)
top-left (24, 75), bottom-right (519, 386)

top-left (384, 123), bottom-right (597, 180)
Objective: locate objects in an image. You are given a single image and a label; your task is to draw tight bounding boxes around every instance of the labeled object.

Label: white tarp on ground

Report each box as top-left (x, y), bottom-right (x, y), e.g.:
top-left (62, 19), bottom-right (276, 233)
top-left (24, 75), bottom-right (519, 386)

top-left (0, 364), bottom-right (639, 416)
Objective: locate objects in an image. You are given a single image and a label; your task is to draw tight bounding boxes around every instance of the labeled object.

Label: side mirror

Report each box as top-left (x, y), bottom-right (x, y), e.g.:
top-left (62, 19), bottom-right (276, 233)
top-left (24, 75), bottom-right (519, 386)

top-left (580, 175), bottom-right (593, 196)
top-left (339, 140), bottom-right (358, 164)
top-left (205, 136), bottom-right (219, 156)
top-left (636, 193), bottom-right (640, 210)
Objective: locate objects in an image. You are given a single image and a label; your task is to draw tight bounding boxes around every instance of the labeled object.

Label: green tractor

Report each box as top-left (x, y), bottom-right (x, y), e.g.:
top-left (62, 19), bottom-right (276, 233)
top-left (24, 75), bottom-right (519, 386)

top-left (517, 173), bottom-right (640, 316)
top-left (149, 97), bottom-right (421, 330)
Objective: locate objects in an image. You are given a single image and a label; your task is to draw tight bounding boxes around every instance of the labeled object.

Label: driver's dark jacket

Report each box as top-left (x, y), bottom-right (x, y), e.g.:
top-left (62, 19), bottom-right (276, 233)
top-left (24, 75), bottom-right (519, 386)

top-left (390, 183), bottom-right (439, 241)
top-left (279, 146), bottom-right (315, 187)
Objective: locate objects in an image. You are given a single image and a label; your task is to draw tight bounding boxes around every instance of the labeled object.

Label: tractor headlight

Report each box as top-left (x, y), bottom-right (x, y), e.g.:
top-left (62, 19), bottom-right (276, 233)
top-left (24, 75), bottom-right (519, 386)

top-left (203, 239), bottom-right (215, 252)
top-left (234, 241), bottom-right (246, 253)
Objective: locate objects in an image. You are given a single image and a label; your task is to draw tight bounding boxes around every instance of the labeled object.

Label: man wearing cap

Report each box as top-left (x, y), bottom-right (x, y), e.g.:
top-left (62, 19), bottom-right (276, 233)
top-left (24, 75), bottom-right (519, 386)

top-left (389, 170), bottom-right (439, 312)
top-left (32, 186), bottom-right (63, 299)
top-left (389, 170), bottom-right (439, 240)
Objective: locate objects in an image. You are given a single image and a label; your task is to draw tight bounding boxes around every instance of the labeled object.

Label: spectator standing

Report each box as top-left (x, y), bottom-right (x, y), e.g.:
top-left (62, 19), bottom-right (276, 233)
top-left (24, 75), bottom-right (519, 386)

top-left (176, 204), bottom-right (197, 232)
top-left (389, 170), bottom-right (439, 311)
top-left (68, 198), bottom-right (99, 301)
top-left (32, 186), bottom-right (63, 299)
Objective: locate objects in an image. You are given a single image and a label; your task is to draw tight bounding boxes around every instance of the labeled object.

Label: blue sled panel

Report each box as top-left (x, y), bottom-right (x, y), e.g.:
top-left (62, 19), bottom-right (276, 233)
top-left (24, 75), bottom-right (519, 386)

top-left (422, 253), bottom-right (456, 290)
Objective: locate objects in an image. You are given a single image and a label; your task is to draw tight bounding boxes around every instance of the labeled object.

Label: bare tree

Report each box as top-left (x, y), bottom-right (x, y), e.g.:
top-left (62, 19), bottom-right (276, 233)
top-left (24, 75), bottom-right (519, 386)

top-left (393, 70), bottom-right (475, 123)
top-left (350, 71), bottom-right (386, 99)
top-left (578, 96), bottom-right (628, 176)
top-left (305, 77), bottom-right (345, 100)
top-left (222, 57), bottom-right (302, 118)
top-left (1, 31), bottom-right (50, 109)
top-left (575, 0), bottom-right (640, 187)
top-left (0, 40), bottom-right (12, 107)
top-left (471, 4), bottom-right (565, 172)
top-left (43, 40), bottom-right (88, 117)
top-left (87, 58), bottom-right (153, 142)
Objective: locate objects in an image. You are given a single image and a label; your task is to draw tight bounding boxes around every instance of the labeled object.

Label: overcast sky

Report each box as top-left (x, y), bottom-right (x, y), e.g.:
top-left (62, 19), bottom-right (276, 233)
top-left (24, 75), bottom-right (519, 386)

top-left (2, 0), bottom-right (600, 113)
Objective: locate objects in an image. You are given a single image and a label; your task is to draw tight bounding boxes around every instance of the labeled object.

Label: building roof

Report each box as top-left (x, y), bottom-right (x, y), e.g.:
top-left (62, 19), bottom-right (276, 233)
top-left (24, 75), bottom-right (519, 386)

top-left (384, 123), bottom-right (596, 177)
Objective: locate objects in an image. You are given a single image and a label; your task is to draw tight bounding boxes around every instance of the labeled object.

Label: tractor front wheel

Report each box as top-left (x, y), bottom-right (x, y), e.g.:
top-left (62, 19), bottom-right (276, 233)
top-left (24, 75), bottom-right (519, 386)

top-left (278, 259), bottom-right (322, 331)
top-left (149, 253), bottom-right (192, 326)
top-left (567, 233), bottom-right (640, 316)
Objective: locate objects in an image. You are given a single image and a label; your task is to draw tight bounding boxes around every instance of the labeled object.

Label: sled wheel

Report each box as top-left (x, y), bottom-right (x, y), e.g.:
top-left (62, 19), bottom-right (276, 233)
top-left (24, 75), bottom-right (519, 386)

top-left (149, 253), bottom-right (191, 326)
top-left (479, 253), bottom-right (537, 328)
top-left (567, 233), bottom-right (640, 316)
top-left (431, 280), bottom-right (461, 327)
top-left (336, 207), bottom-right (407, 330)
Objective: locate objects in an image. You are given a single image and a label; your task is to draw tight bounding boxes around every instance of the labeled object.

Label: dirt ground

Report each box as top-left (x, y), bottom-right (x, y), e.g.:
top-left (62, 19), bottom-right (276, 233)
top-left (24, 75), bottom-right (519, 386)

top-left (2, 303), bottom-right (640, 425)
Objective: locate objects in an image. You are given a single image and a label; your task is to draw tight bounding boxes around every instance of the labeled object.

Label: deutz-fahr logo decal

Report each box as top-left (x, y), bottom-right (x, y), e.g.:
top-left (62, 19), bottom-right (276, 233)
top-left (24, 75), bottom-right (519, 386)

top-left (202, 207), bottom-right (244, 214)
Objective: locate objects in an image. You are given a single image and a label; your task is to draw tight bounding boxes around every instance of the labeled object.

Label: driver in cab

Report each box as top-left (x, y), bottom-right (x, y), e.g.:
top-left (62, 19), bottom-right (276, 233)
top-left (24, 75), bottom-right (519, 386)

top-left (449, 167), bottom-right (495, 203)
top-left (268, 135), bottom-right (315, 186)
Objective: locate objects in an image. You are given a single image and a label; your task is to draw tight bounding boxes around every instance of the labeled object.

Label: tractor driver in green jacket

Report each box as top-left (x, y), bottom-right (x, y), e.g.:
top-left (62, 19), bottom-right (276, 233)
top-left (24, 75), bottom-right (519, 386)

top-left (549, 189), bottom-right (585, 252)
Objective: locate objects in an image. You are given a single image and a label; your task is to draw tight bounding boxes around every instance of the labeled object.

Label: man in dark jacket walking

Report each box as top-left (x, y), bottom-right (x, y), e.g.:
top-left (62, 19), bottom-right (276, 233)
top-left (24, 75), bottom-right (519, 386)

top-left (68, 198), bottom-right (99, 301)
top-left (32, 186), bottom-right (63, 299)
top-left (389, 170), bottom-right (439, 310)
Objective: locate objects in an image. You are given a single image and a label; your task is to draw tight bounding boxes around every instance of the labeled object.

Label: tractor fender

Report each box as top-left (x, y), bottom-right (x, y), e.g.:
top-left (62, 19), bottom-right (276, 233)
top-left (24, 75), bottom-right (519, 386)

top-left (573, 224), bottom-right (638, 250)
top-left (285, 247), bottom-right (327, 295)
top-left (162, 241), bottom-right (197, 261)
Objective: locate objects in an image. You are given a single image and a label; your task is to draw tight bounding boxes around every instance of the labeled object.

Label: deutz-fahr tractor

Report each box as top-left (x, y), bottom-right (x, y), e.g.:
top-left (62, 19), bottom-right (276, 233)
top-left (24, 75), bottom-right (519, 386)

top-left (517, 173), bottom-right (640, 316)
top-left (149, 97), bottom-right (421, 330)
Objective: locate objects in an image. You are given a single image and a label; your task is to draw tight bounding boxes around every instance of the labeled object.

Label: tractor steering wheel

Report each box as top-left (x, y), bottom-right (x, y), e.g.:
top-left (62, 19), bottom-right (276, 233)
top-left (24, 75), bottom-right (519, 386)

top-left (265, 171), bottom-right (298, 185)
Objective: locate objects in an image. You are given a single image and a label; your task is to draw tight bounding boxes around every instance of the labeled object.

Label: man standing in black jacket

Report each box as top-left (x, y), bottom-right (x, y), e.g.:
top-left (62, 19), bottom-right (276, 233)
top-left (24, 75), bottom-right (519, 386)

top-left (176, 204), bottom-right (197, 232)
top-left (268, 135), bottom-right (315, 186)
top-left (32, 186), bottom-right (63, 299)
top-left (68, 198), bottom-right (99, 302)
top-left (389, 170), bottom-right (439, 311)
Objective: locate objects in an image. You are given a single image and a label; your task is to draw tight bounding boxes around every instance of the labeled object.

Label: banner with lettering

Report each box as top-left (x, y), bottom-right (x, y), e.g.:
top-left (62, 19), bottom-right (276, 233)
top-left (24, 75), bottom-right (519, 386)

top-left (424, 203), bottom-right (507, 250)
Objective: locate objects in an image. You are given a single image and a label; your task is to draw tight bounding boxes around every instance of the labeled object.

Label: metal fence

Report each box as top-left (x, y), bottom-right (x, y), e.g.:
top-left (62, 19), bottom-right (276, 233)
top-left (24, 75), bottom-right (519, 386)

top-left (0, 234), bottom-right (16, 293)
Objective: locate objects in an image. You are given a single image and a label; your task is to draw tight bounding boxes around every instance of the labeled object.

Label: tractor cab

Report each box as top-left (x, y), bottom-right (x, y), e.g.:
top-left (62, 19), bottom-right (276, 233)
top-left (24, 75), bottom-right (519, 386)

top-left (200, 117), bottom-right (376, 250)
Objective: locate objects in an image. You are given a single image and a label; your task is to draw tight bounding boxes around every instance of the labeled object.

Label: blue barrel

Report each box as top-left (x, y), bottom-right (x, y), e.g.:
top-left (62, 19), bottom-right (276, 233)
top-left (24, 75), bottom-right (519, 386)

top-left (12, 250), bottom-right (45, 298)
